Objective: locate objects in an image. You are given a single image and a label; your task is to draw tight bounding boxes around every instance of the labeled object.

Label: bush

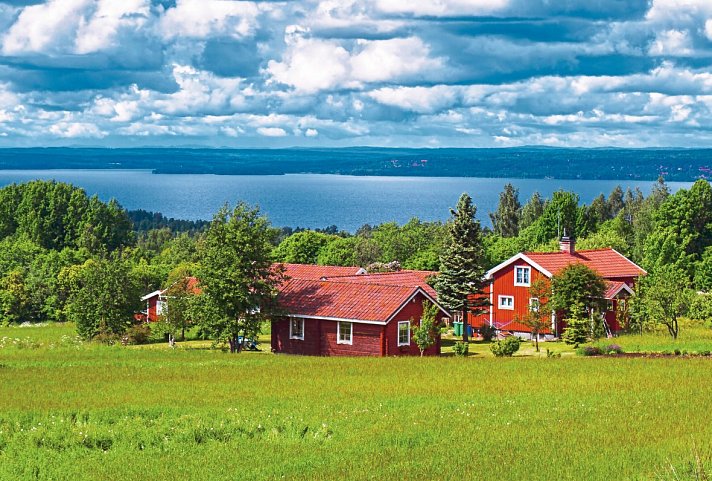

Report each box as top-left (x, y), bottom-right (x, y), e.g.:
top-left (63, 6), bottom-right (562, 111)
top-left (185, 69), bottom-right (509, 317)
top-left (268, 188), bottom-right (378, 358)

top-left (478, 324), bottom-right (497, 342)
top-left (603, 344), bottom-right (624, 355)
top-left (453, 341), bottom-right (469, 357)
top-left (121, 324), bottom-right (152, 346)
top-left (490, 336), bottom-right (521, 357)
top-left (577, 346), bottom-right (603, 356)
top-left (93, 332), bottom-right (121, 345)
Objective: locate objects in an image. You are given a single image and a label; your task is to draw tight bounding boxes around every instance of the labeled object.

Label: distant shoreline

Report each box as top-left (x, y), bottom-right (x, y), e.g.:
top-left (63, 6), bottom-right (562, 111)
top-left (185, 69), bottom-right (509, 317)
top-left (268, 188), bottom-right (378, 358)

top-left (0, 147), bottom-right (710, 182)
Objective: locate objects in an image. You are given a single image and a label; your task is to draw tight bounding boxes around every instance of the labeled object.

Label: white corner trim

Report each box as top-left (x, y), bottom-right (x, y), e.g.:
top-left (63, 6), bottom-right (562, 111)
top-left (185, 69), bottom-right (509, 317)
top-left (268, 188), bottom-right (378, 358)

top-left (140, 289), bottom-right (164, 301)
top-left (385, 287), bottom-right (451, 324)
top-left (606, 282), bottom-right (634, 299)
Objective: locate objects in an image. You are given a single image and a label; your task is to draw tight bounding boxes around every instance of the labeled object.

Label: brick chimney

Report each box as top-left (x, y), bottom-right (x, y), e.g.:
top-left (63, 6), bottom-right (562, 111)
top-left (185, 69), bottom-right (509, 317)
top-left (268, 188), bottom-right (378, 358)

top-left (559, 235), bottom-right (575, 254)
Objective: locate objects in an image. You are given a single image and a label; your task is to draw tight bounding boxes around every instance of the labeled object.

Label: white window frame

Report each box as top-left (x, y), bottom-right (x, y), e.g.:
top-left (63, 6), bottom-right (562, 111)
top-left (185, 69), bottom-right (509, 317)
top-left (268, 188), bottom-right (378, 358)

top-left (337, 321), bottom-right (353, 345)
top-left (289, 318), bottom-right (305, 340)
top-left (514, 266), bottom-right (531, 287)
top-left (529, 297), bottom-right (540, 312)
top-left (498, 295), bottom-right (514, 310)
top-left (156, 299), bottom-right (166, 316)
top-left (397, 321), bottom-right (411, 347)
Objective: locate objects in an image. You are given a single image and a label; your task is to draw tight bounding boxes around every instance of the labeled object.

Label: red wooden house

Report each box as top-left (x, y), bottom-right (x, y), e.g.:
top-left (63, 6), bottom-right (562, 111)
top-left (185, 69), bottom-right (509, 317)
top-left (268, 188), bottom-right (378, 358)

top-left (271, 264), bottom-right (449, 356)
top-left (140, 277), bottom-right (201, 322)
top-left (469, 237), bottom-right (645, 339)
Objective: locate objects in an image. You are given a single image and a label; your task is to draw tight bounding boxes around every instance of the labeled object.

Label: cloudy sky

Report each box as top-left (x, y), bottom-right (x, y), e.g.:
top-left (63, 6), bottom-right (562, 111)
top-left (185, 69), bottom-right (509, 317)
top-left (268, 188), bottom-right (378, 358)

top-left (0, 0), bottom-right (711, 147)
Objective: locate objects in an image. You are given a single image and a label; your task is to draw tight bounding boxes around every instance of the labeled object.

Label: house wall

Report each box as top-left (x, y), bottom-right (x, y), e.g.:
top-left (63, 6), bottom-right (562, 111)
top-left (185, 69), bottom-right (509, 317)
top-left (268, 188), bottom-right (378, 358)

top-left (271, 292), bottom-right (444, 357)
top-left (482, 261), bottom-right (548, 329)
top-left (146, 296), bottom-right (158, 322)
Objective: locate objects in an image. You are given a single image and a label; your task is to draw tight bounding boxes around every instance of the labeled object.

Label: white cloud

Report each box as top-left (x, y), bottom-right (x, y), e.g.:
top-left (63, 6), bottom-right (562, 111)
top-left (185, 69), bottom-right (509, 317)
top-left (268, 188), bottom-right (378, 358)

top-left (159, 0), bottom-right (262, 40)
top-left (49, 121), bottom-right (106, 138)
top-left (267, 35), bottom-right (443, 93)
top-left (705, 19), bottom-right (712, 40)
top-left (368, 85), bottom-right (459, 113)
top-left (75, 0), bottom-right (150, 54)
top-left (305, 128), bottom-right (319, 137)
top-left (649, 29), bottom-right (694, 56)
top-left (372, 0), bottom-right (508, 17)
top-left (257, 127), bottom-right (288, 137)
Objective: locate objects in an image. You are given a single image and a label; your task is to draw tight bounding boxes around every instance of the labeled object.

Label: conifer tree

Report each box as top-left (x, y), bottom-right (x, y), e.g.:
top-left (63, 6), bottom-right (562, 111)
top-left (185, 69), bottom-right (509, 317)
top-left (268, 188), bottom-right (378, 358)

top-left (490, 183), bottom-right (521, 238)
top-left (519, 191), bottom-right (544, 230)
top-left (436, 193), bottom-right (489, 342)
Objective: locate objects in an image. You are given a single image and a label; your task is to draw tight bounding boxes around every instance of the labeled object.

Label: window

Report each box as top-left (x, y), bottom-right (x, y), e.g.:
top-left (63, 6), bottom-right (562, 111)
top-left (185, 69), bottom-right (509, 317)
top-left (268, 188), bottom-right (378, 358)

top-left (398, 321), bottom-right (410, 346)
top-left (514, 266), bottom-right (531, 286)
top-left (499, 295), bottom-right (514, 310)
top-left (289, 318), bottom-right (304, 340)
top-left (337, 321), bottom-right (352, 344)
top-left (156, 300), bottom-right (166, 316)
top-left (529, 297), bottom-right (540, 312)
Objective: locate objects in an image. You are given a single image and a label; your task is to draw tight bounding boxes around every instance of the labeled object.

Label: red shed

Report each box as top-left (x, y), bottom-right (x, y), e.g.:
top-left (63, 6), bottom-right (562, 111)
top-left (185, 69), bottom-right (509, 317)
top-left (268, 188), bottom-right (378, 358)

top-left (271, 266), bottom-right (449, 357)
top-left (140, 277), bottom-right (201, 322)
top-left (470, 237), bottom-right (645, 339)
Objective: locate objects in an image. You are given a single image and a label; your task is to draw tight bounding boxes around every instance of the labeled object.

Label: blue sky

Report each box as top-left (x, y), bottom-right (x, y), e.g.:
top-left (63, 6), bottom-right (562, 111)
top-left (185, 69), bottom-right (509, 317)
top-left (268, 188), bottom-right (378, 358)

top-left (0, 0), bottom-right (711, 147)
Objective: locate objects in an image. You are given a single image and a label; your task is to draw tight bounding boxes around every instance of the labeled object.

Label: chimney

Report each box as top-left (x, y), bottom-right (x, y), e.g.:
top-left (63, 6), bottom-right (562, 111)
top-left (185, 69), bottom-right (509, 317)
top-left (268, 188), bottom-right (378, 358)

top-left (559, 234), bottom-right (575, 254)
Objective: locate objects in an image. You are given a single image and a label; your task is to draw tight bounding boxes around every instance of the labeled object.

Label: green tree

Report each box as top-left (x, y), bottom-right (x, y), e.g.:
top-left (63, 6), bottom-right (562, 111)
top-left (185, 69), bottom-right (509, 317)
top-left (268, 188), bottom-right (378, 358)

top-left (274, 230), bottom-right (336, 264)
top-left (317, 236), bottom-right (358, 266)
top-left (156, 264), bottom-right (198, 346)
top-left (411, 301), bottom-right (440, 356)
top-left (631, 265), bottom-right (693, 339)
top-left (560, 303), bottom-right (590, 345)
top-left (530, 190), bottom-right (580, 245)
top-left (64, 256), bottom-right (141, 340)
top-left (518, 278), bottom-right (551, 352)
top-left (435, 193), bottom-right (488, 342)
top-left (519, 192), bottom-right (545, 230)
top-left (0, 269), bottom-right (31, 325)
top-left (550, 263), bottom-right (607, 340)
top-left (490, 183), bottom-right (521, 238)
top-left (196, 203), bottom-right (286, 353)
top-left (607, 185), bottom-right (625, 219)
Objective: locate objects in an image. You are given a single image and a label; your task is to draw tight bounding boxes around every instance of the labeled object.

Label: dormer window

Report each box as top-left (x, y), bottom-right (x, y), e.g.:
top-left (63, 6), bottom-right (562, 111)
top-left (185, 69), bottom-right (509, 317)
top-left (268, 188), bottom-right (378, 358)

top-left (514, 266), bottom-right (531, 287)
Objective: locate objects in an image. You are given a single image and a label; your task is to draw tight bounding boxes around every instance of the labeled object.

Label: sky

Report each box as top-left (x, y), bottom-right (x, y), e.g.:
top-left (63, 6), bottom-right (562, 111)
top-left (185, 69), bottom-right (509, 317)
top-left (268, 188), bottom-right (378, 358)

top-left (0, 0), bottom-right (711, 148)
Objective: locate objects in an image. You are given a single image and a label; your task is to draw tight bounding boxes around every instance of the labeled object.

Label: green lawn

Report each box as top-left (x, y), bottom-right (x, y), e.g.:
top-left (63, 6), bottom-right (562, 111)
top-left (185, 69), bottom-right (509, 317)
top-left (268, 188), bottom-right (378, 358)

top-left (1, 323), bottom-right (712, 480)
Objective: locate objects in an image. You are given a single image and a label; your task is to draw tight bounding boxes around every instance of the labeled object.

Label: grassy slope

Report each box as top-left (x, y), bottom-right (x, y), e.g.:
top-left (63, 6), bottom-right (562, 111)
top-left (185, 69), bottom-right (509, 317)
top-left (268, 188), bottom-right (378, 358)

top-left (1, 324), bottom-right (712, 481)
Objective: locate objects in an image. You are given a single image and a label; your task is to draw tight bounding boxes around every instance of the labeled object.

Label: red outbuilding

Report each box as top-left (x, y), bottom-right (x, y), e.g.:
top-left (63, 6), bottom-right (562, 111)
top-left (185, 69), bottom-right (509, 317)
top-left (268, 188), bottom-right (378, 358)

top-left (140, 277), bottom-right (201, 322)
top-left (271, 265), bottom-right (450, 356)
top-left (469, 237), bottom-right (646, 339)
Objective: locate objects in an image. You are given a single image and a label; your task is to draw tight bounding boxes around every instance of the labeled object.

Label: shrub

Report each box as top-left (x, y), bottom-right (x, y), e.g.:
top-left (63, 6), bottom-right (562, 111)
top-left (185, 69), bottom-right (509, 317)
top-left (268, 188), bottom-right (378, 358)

top-left (122, 323), bottom-right (152, 346)
top-left (577, 346), bottom-right (603, 356)
top-left (603, 344), bottom-right (624, 355)
top-left (479, 324), bottom-right (497, 342)
top-left (546, 349), bottom-right (561, 358)
top-left (490, 336), bottom-right (521, 357)
top-left (453, 341), bottom-right (469, 357)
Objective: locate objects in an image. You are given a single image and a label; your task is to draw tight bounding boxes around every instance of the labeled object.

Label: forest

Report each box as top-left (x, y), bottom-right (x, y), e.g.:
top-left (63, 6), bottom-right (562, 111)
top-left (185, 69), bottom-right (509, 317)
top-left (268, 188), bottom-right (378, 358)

top-left (0, 177), bottom-right (711, 344)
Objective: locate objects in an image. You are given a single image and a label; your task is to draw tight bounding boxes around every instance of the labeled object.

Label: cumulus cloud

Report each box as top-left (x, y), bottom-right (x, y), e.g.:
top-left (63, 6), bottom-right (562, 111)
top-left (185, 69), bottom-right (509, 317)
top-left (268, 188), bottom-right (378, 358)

top-left (0, 0), bottom-right (711, 146)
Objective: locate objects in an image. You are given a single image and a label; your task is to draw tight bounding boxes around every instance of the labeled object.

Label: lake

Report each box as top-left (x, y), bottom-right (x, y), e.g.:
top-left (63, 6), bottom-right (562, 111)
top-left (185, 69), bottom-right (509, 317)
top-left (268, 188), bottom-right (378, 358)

top-left (0, 170), bottom-right (693, 231)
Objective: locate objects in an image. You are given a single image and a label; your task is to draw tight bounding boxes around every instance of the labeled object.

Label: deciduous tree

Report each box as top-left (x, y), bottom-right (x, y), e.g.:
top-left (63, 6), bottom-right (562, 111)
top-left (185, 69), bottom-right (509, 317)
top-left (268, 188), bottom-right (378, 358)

top-left (411, 301), bottom-right (440, 357)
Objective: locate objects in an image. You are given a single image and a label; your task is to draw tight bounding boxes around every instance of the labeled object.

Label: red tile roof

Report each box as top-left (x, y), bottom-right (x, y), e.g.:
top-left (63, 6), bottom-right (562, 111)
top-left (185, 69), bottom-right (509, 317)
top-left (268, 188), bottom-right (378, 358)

top-left (524, 248), bottom-right (645, 279)
top-left (279, 263), bottom-right (364, 280)
top-left (322, 270), bottom-right (438, 297)
top-left (604, 280), bottom-right (631, 299)
top-left (278, 278), bottom-right (421, 322)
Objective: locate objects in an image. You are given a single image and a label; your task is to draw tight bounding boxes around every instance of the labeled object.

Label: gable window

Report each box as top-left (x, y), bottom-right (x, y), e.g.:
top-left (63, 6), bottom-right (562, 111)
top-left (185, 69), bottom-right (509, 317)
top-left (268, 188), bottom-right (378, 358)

top-left (156, 300), bottom-right (166, 316)
top-left (337, 321), bottom-right (352, 345)
top-left (529, 298), bottom-right (540, 312)
top-left (514, 266), bottom-right (531, 287)
top-left (398, 321), bottom-right (410, 346)
top-left (499, 295), bottom-right (514, 310)
top-left (289, 318), bottom-right (304, 340)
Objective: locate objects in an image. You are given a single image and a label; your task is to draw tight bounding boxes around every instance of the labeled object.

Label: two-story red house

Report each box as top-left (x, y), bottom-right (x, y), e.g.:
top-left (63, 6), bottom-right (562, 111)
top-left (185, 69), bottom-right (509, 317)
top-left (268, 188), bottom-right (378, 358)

top-left (271, 264), bottom-right (449, 356)
top-left (469, 237), bottom-right (646, 339)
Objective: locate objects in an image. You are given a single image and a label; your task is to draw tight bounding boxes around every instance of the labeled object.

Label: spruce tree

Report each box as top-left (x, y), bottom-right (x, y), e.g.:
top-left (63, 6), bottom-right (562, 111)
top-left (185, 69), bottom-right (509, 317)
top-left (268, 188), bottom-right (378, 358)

top-left (436, 193), bottom-right (489, 342)
top-left (519, 191), bottom-right (545, 230)
top-left (490, 183), bottom-right (521, 238)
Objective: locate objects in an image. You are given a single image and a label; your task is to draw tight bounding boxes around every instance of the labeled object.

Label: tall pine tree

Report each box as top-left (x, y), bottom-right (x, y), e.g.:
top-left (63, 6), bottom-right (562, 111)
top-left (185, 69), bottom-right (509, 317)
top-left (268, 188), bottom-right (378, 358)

top-left (436, 193), bottom-right (489, 342)
top-left (490, 183), bottom-right (521, 238)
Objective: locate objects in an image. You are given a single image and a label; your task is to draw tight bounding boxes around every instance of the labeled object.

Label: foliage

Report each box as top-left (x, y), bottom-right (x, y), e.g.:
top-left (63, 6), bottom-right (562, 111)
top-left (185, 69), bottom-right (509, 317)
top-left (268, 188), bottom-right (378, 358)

top-left (452, 341), bottom-right (469, 356)
top-left (519, 191), bottom-right (544, 231)
top-left (490, 183), bottom-right (521, 238)
top-left (63, 255), bottom-right (141, 340)
top-left (689, 293), bottom-right (712, 326)
top-left (550, 263), bottom-right (607, 319)
top-left (0, 270), bottom-right (31, 325)
top-left (561, 304), bottom-right (591, 345)
top-left (121, 323), bottom-right (152, 345)
top-left (196, 203), bottom-right (286, 353)
top-left (317, 236), bottom-right (358, 266)
top-left (602, 344), bottom-right (624, 354)
top-left (411, 301), bottom-right (440, 356)
top-left (576, 346), bottom-right (603, 356)
top-left (436, 193), bottom-right (489, 342)
top-left (155, 264), bottom-right (199, 345)
top-left (274, 230), bottom-right (336, 264)
top-left (632, 265), bottom-right (694, 339)
top-left (518, 279), bottom-right (552, 352)
top-left (490, 335), bottom-right (521, 357)
top-left (478, 323), bottom-right (497, 342)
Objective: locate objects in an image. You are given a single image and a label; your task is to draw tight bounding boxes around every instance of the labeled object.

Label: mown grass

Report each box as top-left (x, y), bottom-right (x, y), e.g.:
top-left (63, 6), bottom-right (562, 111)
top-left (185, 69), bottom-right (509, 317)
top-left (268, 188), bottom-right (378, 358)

top-left (1, 323), bottom-right (712, 480)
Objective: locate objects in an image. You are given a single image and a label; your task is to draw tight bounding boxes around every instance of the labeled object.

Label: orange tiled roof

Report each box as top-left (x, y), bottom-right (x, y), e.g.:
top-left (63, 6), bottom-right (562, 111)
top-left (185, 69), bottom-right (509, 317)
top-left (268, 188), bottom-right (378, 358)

top-left (278, 278), bottom-right (420, 322)
top-left (604, 280), bottom-right (631, 299)
top-left (322, 270), bottom-right (438, 298)
top-left (524, 248), bottom-right (645, 279)
top-left (279, 263), bottom-right (364, 280)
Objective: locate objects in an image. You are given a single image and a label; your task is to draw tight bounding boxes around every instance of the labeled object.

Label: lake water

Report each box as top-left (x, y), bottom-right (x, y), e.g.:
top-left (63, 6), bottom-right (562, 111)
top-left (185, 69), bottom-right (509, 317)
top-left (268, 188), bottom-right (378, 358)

top-left (0, 170), bottom-right (693, 231)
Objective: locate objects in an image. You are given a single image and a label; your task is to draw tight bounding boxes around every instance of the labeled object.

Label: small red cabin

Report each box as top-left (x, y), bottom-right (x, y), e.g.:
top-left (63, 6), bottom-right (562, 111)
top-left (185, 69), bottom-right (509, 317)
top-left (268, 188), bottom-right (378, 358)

top-left (470, 237), bottom-right (646, 339)
top-left (271, 264), bottom-right (450, 356)
top-left (140, 277), bottom-right (201, 322)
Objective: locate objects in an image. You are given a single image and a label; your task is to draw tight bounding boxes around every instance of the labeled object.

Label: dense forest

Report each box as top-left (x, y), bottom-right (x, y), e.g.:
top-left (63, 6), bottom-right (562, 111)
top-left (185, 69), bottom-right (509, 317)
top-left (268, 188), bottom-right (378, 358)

top-left (0, 147), bottom-right (711, 181)
top-left (0, 177), bottom-right (710, 344)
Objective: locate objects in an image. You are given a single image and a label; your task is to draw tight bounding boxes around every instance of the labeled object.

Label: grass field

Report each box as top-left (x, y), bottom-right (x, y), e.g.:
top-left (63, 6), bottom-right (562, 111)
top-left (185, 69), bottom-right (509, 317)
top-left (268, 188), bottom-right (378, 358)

top-left (1, 323), bottom-right (712, 481)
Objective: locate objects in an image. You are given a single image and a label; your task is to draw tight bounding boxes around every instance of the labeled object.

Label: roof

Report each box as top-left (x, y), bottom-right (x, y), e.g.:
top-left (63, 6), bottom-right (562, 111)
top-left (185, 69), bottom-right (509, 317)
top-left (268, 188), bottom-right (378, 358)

top-left (321, 270), bottom-right (438, 298)
top-left (140, 276), bottom-right (202, 301)
top-left (279, 263), bottom-right (366, 281)
top-left (278, 279), bottom-right (445, 323)
top-left (488, 248), bottom-right (646, 280)
top-left (604, 281), bottom-right (633, 299)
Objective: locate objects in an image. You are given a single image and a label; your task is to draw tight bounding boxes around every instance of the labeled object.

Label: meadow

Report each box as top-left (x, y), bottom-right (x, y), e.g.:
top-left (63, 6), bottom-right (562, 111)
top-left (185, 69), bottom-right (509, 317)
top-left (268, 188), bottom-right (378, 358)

top-left (1, 323), bottom-right (712, 481)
